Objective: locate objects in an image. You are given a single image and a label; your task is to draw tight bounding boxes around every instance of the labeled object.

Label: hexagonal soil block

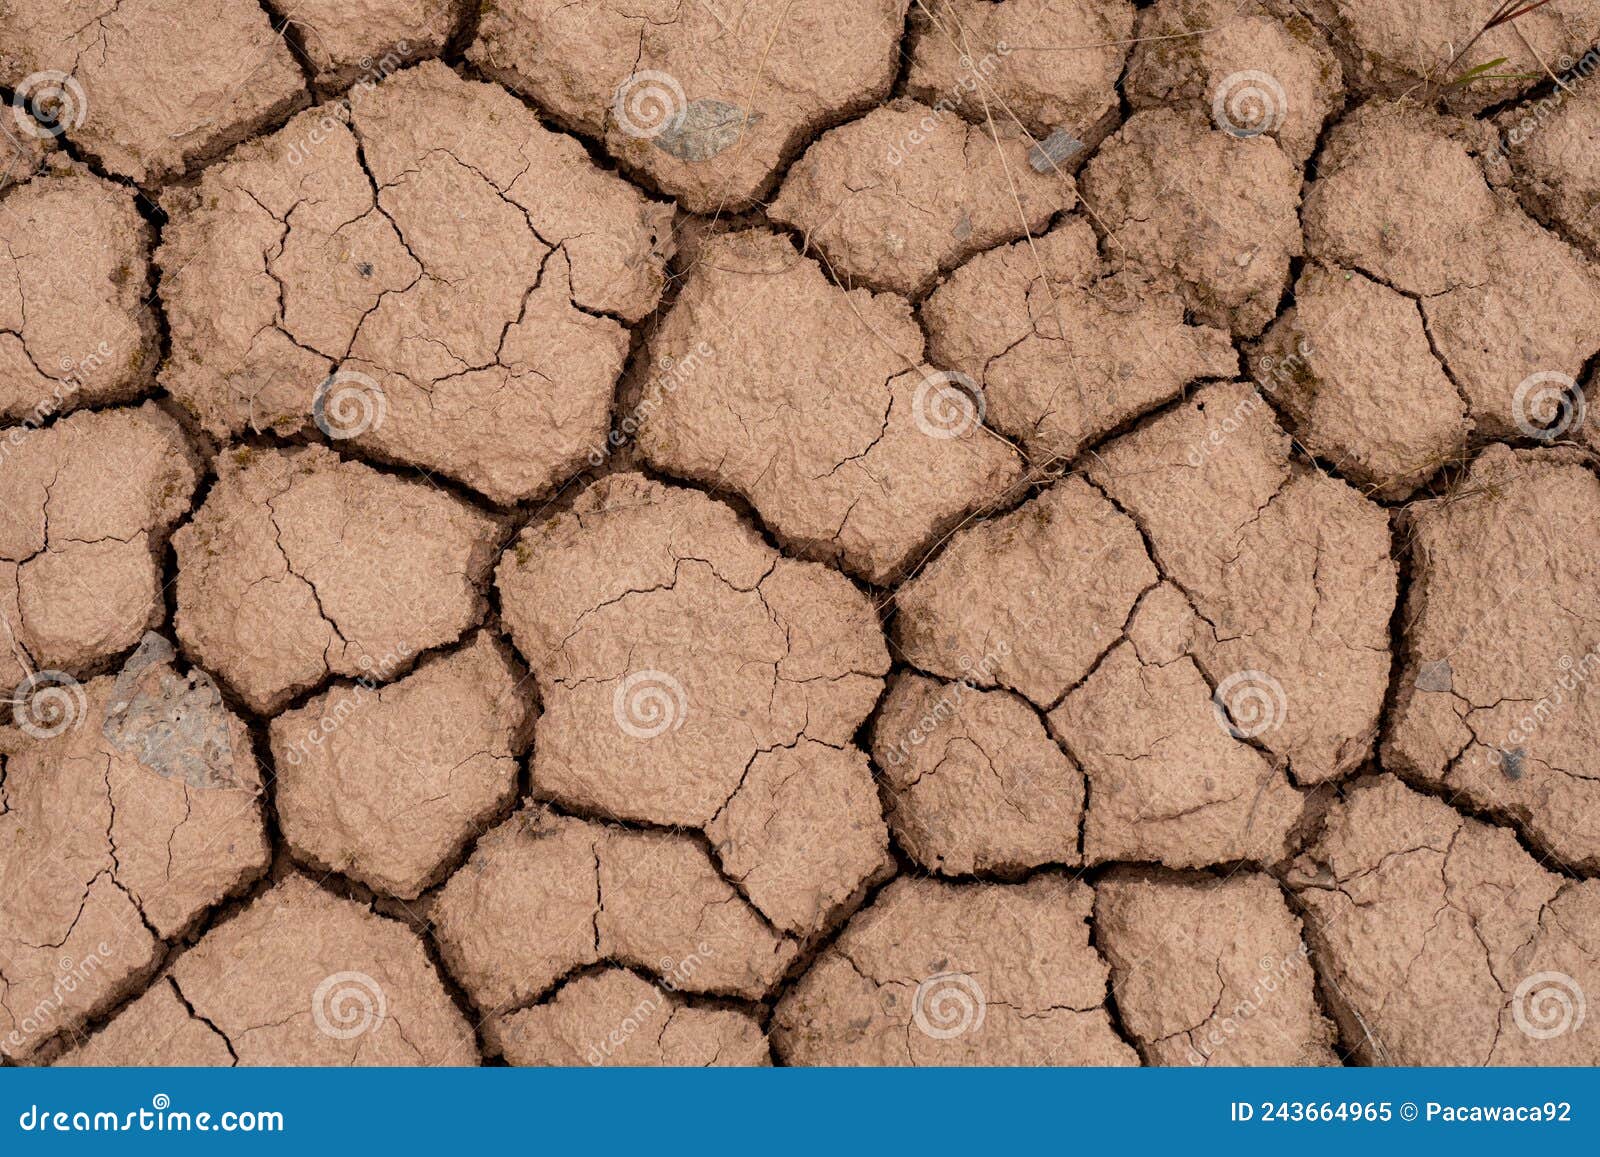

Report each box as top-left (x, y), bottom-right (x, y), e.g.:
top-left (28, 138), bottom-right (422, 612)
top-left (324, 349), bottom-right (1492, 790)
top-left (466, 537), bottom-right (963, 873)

top-left (1250, 262), bottom-right (1468, 499)
top-left (271, 632), bottom-right (531, 898)
top-left (907, 0), bottom-right (1133, 140)
top-left (1125, 0), bottom-right (1343, 165)
top-left (158, 62), bottom-right (673, 504)
top-left (1386, 446), bottom-right (1600, 873)
top-left (0, 403), bottom-right (199, 689)
top-left (1087, 382), bottom-right (1396, 785)
top-left (168, 875), bottom-right (478, 1064)
top-left (173, 444), bottom-right (500, 714)
top-left (0, 166), bottom-right (158, 423)
top-left (1289, 776), bottom-right (1600, 1065)
top-left (1080, 108), bottom-right (1302, 337)
top-left (636, 228), bottom-right (1022, 585)
top-left (496, 473), bottom-right (889, 831)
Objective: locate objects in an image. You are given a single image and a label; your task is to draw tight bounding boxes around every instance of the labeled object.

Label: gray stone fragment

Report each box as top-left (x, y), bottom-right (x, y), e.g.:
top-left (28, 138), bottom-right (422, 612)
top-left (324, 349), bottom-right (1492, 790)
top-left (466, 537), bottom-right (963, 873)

top-left (103, 633), bottom-right (239, 789)
top-left (655, 99), bottom-right (762, 162)
top-left (1414, 659), bottom-right (1453, 693)
top-left (1029, 127), bottom-right (1083, 172)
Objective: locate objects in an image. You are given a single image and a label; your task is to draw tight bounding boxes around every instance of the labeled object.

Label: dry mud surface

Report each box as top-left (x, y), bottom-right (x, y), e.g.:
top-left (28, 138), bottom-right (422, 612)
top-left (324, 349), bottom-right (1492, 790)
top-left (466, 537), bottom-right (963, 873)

top-left (3, 0), bottom-right (1600, 1069)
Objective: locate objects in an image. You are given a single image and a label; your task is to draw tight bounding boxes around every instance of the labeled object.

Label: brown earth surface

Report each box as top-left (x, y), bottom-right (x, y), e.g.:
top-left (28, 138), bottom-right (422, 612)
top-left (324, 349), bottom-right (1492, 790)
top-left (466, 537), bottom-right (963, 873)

top-left (7, 0), bottom-right (1600, 1069)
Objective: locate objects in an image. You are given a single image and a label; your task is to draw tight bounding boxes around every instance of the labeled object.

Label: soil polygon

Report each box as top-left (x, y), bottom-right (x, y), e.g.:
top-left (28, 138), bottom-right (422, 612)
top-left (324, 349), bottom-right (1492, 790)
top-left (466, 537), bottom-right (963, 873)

top-left (21, 1), bottom-right (1600, 1072)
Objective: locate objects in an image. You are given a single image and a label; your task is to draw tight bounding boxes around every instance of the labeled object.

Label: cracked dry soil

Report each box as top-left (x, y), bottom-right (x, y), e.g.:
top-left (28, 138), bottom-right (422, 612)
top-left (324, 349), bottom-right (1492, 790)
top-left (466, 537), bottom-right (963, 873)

top-left (2, 0), bottom-right (1600, 1069)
